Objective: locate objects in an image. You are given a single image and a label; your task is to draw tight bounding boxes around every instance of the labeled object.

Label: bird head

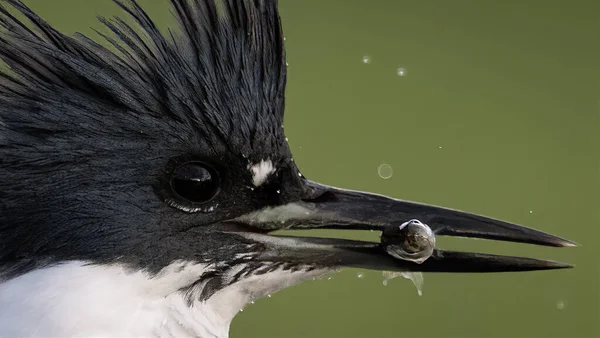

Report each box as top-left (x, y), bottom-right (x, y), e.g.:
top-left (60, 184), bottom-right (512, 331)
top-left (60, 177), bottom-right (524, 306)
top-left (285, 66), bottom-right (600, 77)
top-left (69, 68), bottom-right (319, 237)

top-left (0, 0), bottom-right (574, 336)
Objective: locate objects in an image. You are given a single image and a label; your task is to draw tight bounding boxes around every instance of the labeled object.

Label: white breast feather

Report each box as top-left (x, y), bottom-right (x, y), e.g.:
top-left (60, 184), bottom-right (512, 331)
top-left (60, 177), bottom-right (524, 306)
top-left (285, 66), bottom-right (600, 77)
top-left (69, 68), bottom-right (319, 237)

top-left (0, 261), bottom-right (328, 338)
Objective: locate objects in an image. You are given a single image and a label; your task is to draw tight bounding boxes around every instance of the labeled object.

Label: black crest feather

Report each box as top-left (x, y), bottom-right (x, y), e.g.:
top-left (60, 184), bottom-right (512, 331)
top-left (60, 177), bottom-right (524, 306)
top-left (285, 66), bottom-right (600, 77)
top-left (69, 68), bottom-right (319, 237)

top-left (0, 0), bottom-right (286, 150)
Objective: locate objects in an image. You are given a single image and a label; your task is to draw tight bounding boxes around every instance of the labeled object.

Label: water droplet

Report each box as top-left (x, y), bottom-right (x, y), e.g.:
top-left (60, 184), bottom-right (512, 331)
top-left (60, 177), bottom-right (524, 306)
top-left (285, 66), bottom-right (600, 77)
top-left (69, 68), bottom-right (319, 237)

top-left (529, 210), bottom-right (533, 214)
top-left (396, 67), bottom-right (406, 76)
top-left (286, 62), bottom-right (289, 66)
top-left (298, 172), bottom-right (303, 177)
top-left (285, 137), bottom-right (289, 142)
top-left (284, 37), bottom-right (287, 41)
top-left (327, 277), bottom-right (332, 280)
top-left (382, 271), bottom-right (424, 296)
top-left (362, 55), bottom-right (371, 64)
top-left (276, 189), bottom-right (281, 194)
top-left (557, 300), bottom-right (565, 310)
top-left (240, 308), bottom-right (244, 312)
top-left (267, 294), bottom-right (272, 298)
top-left (357, 272), bottom-right (364, 279)
top-left (377, 164), bottom-right (393, 179)
top-left (438, 146), bottom-right (443, 149)
top-left (250, 300), bottom-right (255, 304)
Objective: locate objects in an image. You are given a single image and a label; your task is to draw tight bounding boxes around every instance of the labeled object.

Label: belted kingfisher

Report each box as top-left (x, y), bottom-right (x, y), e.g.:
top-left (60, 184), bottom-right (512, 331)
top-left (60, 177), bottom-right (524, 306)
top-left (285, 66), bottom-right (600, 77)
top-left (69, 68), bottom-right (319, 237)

top-left (0, 0), bottom-right (575, 337)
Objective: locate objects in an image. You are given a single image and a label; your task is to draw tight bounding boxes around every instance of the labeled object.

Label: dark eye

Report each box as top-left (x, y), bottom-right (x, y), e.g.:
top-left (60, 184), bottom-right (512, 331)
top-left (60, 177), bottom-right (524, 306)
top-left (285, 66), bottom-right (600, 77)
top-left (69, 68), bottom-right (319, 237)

top-left (170, 162), bottom-right (220, 203)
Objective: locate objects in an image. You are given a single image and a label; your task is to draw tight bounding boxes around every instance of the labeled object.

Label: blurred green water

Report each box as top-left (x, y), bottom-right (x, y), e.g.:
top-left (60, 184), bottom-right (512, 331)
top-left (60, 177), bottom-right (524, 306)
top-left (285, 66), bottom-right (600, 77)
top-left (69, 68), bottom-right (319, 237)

top-left (20, 0), bottom-right (600, 337)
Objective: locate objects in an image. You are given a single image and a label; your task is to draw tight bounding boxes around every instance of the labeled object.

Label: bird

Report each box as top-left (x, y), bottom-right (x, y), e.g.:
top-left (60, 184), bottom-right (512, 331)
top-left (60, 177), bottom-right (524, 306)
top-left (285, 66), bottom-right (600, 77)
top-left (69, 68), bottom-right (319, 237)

top-left (0, 0), bottom-right (575, 337)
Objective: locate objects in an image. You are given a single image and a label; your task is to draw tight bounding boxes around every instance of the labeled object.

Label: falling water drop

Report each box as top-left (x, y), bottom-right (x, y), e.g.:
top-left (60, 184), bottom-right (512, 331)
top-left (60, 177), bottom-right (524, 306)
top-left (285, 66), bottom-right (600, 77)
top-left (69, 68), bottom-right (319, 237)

top-left (267, 294), bottom-right (272, 298)
top-left (357, 272), bottom-right (364, 279)
top-left (362, 55), bottom-right (371, 64)
top-left (396, 67), bottom-right (406, 76)
top-left (556, 300), bottom-right (566, 310)
top-left (382, 271), bottom-right (424, 296)
top-left (377, 164), bottom-right (393, 179)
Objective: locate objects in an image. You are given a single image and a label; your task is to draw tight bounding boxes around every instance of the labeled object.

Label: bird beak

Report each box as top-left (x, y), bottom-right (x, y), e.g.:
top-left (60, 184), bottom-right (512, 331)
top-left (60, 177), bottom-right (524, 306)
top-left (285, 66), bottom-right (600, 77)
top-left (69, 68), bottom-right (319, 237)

top-left (230, 180), bottom-right (575, 273)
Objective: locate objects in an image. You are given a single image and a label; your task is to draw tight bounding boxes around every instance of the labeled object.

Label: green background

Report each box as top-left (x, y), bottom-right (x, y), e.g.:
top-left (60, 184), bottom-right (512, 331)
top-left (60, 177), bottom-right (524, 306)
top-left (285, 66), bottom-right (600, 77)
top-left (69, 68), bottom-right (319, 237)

top-left (19, 0), bottom-right (600, 337)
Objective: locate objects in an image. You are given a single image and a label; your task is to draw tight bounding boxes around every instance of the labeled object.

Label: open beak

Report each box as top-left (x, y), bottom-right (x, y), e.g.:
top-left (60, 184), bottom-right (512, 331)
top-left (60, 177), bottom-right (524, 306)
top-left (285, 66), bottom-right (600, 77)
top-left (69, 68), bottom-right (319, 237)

top-left (230, 180), bottom-right (575, 273)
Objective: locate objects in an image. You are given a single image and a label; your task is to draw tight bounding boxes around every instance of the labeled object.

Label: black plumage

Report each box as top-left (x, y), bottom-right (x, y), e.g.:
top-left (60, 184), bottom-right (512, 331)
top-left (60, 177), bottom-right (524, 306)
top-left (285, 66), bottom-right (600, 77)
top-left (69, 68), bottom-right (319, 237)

top-left (0, 0), bottom-right (303, 279)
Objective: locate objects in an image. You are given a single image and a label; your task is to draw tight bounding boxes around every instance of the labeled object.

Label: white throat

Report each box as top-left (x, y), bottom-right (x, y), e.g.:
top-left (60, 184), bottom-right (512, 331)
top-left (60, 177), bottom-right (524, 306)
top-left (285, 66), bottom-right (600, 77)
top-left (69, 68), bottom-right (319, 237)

top-left (0, 261), bottom-right (328, 338)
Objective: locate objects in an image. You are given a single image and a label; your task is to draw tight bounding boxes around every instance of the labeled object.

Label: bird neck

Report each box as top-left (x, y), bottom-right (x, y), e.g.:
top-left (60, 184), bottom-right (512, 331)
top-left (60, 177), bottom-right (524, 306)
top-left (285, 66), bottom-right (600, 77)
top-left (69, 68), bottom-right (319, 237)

top-left (0, 261), bottom-right (235, 337)
top-left (0, 260), bottom-right (330, 337)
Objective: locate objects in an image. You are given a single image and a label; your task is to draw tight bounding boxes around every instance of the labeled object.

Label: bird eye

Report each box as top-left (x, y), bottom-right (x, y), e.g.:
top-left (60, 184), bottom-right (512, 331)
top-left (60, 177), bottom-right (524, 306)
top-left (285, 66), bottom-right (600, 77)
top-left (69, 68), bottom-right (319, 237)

top-left (170, 162), bottom-right (220, 203)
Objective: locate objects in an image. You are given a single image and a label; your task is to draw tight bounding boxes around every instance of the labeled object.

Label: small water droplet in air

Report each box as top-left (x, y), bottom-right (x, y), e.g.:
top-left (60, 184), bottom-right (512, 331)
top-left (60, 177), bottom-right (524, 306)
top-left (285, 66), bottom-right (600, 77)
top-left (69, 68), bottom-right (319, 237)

top-left (304, 211), bottom-right (310, 215)
top-left (267, 294), bottom-right (272, 298)
top-left (240, 308), bottom-right (244, 312)
top-left (396, 67), bottom-right (406, 76)
top-left (284, 37), bottom-right (287, 41)
top-left (276, 189), bottom-right (281, 194)
top-left (250, 300), bottom-right (255, 304)
top-left (357, 273), bottom-right (364, 278)
top-left (556, 300), bottom-right (565, 310)
top-left (438, 146), bottom-right (443, 149)
top-left (362, 55), bottom-right (371, 64)
top-left (377, 164), bottom-right (393, 179)
top-left (529, 210), bottom-right (533, 214)
top-left (327, 277), bottom-right (332, 280)
top-left (286, 62), bottom-right (289, 66)
top-left (382, 280), bottom-right (388, 286)
top-left (285, 137), bottom-right (289, 142)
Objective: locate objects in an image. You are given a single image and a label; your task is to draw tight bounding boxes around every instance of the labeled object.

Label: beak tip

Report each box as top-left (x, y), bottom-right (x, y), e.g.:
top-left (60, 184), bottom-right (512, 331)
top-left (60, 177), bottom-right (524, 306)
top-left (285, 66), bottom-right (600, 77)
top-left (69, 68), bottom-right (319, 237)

top-left (550, 262), bottom-right (574, 270)
top-left (560, 240), bottom-right (579, 247)
top-left (537, 232), bottom-right (578, 248)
